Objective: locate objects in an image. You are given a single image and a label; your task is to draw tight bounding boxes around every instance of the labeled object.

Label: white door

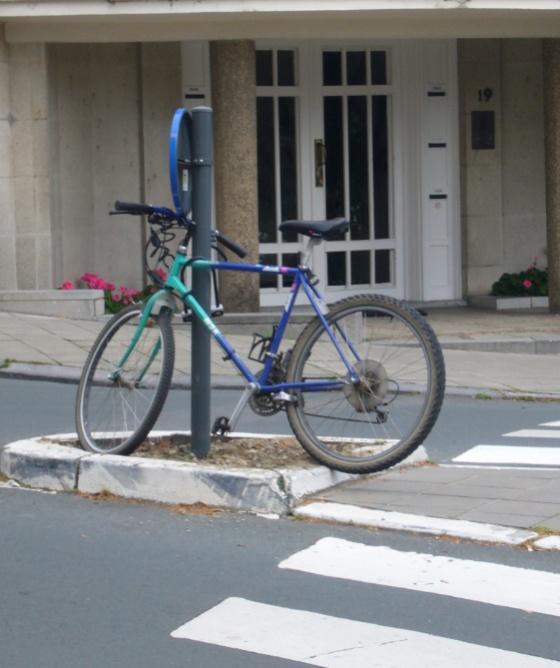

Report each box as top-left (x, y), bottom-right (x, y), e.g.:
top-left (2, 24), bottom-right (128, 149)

top-left (255, 41), bottom-right (459, 306)
top-left (307, 44), bottom-right (402, 300)
top-left (256, 42), bottom-right (402, 306)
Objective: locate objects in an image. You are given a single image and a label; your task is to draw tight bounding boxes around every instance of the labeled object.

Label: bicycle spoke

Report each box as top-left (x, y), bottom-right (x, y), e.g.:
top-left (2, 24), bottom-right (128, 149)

top-left (286, 296), bottom-right (444, 473)
top-left (76, 305), bottom-right (174, 455)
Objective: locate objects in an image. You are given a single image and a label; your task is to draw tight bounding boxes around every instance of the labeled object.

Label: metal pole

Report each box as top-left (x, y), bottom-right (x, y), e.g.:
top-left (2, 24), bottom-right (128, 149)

top-left (190, 107), bottom-right (213, 457)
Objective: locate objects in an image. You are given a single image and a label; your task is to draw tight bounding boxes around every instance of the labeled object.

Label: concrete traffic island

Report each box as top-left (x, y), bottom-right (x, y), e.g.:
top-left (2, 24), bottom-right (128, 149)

top-left (0, 432), bottom-right (426, 515)
top-left (2, 433), bottom-right (560, 550)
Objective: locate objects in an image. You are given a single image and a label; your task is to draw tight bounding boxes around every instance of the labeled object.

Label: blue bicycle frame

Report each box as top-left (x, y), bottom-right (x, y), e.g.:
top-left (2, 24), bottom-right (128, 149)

top-left (139, 251), bottom-right (362, 394)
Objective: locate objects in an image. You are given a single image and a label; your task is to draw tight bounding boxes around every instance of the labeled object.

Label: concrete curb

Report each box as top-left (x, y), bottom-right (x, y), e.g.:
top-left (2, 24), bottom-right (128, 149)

top-left (293, 501), bottom-right (540, 546)
top-left (533, 536), bottom-right (560, 550)
top-left (439, 335), bottom-right (560, 355)
top-left (0, 432), bottom-right (428, 514)
top-left (0, 433), bottom-right (360, 515)
top-left (3, 435), bottom-right (558, 548)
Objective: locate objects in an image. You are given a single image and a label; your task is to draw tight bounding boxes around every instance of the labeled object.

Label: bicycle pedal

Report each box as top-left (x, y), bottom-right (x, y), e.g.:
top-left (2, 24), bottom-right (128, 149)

top-left (212, 416), bottom-right (231, 436)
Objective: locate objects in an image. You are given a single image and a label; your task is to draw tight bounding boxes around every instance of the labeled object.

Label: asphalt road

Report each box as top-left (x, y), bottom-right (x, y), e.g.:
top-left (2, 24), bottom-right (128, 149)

top-left (1, 486), bottom-right (559, 667)
top-left (1, 377), bottom-right (559, 463)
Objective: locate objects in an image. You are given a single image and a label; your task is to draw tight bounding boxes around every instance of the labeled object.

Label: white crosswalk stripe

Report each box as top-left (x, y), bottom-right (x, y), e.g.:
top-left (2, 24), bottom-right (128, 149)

top-left (171, 597), bottom-right (557, 667)
top-left (170, 537), bottom-right (560, 665)
top-left (452, 420), bottom-right (560, 467)
top-left (279, 537), bottom-right (560, 616)
top-left (505, 429), bottom-right (560, 439)
top-left (453, 445), bottom-right (560, 466)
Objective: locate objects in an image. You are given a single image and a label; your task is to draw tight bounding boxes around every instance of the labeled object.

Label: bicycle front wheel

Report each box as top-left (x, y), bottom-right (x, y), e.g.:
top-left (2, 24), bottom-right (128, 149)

top-left (286, 295), bottom-right (445, 474)
top-left (75, 303), bottom-right (175, 455)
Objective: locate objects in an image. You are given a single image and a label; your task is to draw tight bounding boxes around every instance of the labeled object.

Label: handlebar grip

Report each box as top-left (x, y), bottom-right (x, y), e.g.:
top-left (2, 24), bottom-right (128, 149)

top-left (114, 201), bottom-right (155, 215)
top-left (214, 230), bottom-right (247, 259)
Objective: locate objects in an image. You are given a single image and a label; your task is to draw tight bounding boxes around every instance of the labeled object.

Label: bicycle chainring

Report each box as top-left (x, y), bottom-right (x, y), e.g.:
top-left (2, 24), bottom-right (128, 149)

top-left (249, 393), bottom-right (282, 416)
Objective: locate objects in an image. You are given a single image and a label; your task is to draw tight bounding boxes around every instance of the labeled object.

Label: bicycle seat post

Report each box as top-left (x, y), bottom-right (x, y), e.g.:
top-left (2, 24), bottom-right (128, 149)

top-left (299, 236), bottom-right (321, 271)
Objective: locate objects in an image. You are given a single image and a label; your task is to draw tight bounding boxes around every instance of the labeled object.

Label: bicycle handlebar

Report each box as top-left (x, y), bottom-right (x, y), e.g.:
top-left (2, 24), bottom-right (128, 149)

top-left (114, 201), bottom-right (156, 215)
top-left (112, 201), bottom-right (183, 222)
top-left (112, 201), bottom-right (246, 258)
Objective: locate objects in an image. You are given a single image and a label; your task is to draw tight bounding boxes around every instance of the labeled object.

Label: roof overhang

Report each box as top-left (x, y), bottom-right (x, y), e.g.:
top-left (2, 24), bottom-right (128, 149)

top-left (2, 1), bottom-right (560, 42)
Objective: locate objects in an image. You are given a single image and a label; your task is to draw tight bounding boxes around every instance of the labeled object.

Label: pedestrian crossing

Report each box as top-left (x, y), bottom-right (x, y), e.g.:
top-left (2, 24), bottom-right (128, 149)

top-left (170, 536), bottom-right (560, 666)
top-left (451, 420), bottom-right (560, 468)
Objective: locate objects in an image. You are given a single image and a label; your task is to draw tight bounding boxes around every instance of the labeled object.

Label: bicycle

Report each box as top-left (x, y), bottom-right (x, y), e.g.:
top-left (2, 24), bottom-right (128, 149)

top-left (75, 201), bottom-right (445, 474)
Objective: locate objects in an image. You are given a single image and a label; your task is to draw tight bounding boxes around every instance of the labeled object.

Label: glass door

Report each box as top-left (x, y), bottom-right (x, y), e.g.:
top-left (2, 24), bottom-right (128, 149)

top-left (256, 43), bottom-right (400, 305)
top-left (256, 47), bottom-right (303, 304)
top-left (316, 46), bottom-right (397, 296)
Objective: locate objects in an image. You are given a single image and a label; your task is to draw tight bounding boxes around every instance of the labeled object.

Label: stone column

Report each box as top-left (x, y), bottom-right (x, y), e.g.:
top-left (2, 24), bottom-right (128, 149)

top-left (0, 25), bottom-right (17, 290)
top-left (210, 40), bottom-right (259, 312)
top-left (543, 40), bottom-right (560, 313)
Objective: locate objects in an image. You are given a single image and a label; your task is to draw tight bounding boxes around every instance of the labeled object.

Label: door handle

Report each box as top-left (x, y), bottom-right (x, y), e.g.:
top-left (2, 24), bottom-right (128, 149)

top-left (315, 139), bottom-right (326, 187)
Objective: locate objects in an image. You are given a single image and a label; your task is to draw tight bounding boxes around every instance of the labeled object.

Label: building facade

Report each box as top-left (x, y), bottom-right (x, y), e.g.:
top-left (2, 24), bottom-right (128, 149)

top-left (0, 1), bottom-right (558, 310)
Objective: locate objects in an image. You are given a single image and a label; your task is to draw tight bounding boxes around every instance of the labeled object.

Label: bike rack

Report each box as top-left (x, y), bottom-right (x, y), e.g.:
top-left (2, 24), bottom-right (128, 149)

top-left (169, 107), bottom-right (214, 457)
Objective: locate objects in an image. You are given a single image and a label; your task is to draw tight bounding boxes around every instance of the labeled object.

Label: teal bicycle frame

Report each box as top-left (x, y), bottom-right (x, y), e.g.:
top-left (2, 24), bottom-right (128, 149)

top-left (115, 243), bottom-right (361, 401)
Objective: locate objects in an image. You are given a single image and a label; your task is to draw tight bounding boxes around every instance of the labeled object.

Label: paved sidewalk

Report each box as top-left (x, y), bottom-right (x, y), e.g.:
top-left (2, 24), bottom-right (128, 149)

top-left (2, 305), bottom-right (560, 545)
top-left (2, 306), bottom-right (560, 395)
top-left (315, 465), bottom-right (560, 531)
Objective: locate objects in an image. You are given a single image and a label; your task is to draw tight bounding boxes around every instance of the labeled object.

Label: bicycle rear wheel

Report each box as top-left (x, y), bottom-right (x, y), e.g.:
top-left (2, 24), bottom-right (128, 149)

top-left (286, 295), bottom-right (445, 474)
top-left (75, 303), bottom-right (175, 455)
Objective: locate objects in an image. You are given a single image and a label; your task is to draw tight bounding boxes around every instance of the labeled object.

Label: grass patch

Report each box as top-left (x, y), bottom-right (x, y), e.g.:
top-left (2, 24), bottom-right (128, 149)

top-left (507, 394), bottom-right (560, 403)
top-left (474, 392), bottom-right (493, 400)
top-left (530, 525), bottom-right (560, 536)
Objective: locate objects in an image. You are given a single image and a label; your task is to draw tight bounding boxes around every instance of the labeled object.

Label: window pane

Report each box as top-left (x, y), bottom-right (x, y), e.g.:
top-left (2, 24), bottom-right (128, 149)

top-left (277, 50), bottom-right (295, 86)
top-left (281, 252), bottom-right (299, 287)
top-left (372, 95), bottom-right (390, 239)
top-left (257, 97), bottom-right (277, 243)
top-left (279, 97), bottom-right (298, 243)
top-left (348, 96), bottom-right (369, 241)
top-left (351, 250), bottom-right (371, 285)
top-left (375, 249), bottom-right (392, 284)
top-left (323, 51), bottom-right (342, 86)
top-left (324, 97), bottom-right (345, 237)
top-left (259, 254), bottom-right (277, 288)
top-left (347, 51), bottom-right (366, 85)
top-left (327, 251), bottom-right (346, 286)
top-left (256, 50), bottom-right (273, 86)
top-left (371, 51), bottom-right (388, 85)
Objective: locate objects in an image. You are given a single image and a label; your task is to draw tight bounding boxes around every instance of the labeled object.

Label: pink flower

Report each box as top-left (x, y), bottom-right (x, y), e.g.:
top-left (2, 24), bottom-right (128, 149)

top-left (523, 279), bottom-right (533, 289)
top-left (112, 291), bottom-right (122, 302)
top-left (153, 267), bottom-right (168, 282)
top-left (59, 280), bottom-right (75, 290)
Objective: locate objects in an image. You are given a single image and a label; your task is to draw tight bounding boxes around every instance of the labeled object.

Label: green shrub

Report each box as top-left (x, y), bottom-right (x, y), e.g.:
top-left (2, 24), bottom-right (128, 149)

top-left (491, 260), bottom-right (548, 297)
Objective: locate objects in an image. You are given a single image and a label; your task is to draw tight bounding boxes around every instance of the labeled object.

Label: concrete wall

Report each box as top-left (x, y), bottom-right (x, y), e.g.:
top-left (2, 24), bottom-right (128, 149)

top-left (460, 39), bottom-right (546, 296)
top-left (141, 42), bottom-right (182, 207)
top-left (0, 25), bottom-right (16, 290)
top-left (0, 26), bottom-right (53, 291)
top-left (49, 42), bottom-right (181, 289)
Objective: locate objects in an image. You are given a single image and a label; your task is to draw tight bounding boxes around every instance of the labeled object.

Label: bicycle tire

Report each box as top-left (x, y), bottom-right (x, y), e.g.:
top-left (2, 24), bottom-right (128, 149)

top-left (286, 294), bottom-right (445, 474)
top-left (75, 302), bottom-right (175, 456)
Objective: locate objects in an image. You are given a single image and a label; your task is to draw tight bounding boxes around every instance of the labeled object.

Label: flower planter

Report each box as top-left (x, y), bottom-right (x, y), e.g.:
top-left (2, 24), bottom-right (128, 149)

top-left (0, 289), bottom-right (105, 319)
top-left (469, 295), bottom-right (549, 311)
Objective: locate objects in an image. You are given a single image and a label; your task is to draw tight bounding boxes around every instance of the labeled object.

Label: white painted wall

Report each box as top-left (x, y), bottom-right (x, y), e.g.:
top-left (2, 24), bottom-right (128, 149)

top-left (5, 3), bottom-right (560, 43)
